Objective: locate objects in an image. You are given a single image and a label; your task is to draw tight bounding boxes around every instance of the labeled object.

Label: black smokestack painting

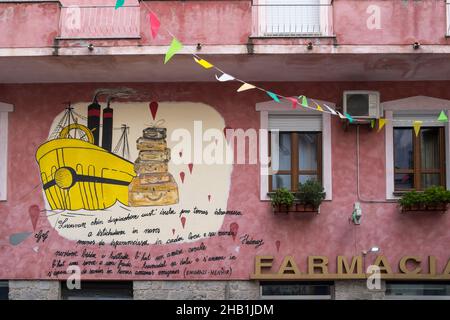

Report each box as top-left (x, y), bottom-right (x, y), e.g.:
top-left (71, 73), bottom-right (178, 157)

top-left (87, 100), bottom-right (101, 146)
top-left (102, 103), bottom-right (113, 152)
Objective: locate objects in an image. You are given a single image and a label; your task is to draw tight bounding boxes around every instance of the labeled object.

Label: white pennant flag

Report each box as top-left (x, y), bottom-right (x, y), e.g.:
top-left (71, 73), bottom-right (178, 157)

top-left (215, 73), bottom-right (235, 82)
top-left (336, 111), bottom-right (347, 119)
top-left (324, 104), bottom-right (337, 115)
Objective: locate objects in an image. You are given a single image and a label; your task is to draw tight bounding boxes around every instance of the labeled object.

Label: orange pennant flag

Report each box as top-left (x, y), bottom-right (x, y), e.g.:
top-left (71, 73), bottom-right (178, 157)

top-left (237, 83), bottom-right (256, 92)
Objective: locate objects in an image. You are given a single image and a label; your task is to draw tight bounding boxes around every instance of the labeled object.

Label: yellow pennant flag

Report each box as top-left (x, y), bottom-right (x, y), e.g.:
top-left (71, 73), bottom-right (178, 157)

top-left (193, 57), bottom-right (214, 69)
top-left (413, 120), bottom-right (423, 137)
top-left (378, 118), bottom-right (387, 132)
top-left (237, 83), bottom-right (256, 92)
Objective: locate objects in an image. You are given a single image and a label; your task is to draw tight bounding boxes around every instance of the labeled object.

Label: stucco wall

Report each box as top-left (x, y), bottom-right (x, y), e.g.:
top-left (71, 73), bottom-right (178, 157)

top-left (1, 0), bottom-right (450, 48)
top-left (0, 82), bottom-right (449, 281)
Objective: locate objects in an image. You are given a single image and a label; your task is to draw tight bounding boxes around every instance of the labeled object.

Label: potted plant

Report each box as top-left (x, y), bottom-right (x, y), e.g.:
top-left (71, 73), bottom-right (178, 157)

top-left (270, 188), bottom-right (295, 214)
top-left (296, 179), bottom-right (326, 213)
top-left (399, 186), bottom-right (450, 213)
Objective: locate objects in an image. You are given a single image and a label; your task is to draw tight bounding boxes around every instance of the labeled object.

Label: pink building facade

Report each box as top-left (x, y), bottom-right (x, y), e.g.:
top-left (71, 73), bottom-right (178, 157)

top-left (1, 0), bottom-right (450, 300)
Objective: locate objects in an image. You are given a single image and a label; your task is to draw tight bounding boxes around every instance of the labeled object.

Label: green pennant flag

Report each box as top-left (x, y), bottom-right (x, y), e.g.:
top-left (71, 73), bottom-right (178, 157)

top-left (164, 38), bottom-right (183, 64)
top-left (300, 96), bottom-right (308, 107)
top-left (438, 110), bottom-right (448, 122)
top-left (115, 0), bottom-right (125, 10)
top-left (370, 120), bottom-right (375, 128)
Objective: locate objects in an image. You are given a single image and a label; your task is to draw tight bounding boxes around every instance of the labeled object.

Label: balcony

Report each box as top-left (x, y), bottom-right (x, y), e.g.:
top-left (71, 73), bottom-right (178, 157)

top-left (251, 0), bottom-right (334, 37)
top-left (58, 5), bottom-right (140, 40)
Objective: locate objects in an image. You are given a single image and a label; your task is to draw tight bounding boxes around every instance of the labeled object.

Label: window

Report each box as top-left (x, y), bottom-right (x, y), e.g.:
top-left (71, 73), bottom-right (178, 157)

top-left (261, 281), bottom-right (333, 300)
top-left (58, 4), bottom-right (141, 40)
top-left (61, 281), bottom-right (133, 300)
top-left (257, 100), bottom-right (333, 201)
top-left (394, 127), bottom-right (445, 191)
top-left (266, 0), bottom-right (320, 36)
top-left (383, 96), bottom-right (450, 199)
top-left (269, 131), bottom-right (322, 191)
top-left (0, 281), bottom-right (8, 300)
top-left (253, 0), bottom-right (333, 37)
top-left (0, 102), bottom-right (13, 201)
top-left (386, 282), bottom-right (450, 300)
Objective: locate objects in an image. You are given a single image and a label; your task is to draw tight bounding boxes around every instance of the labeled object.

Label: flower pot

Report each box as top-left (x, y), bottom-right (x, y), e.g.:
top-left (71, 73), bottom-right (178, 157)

top-left (272, 204), bottom-right (290, 215)
top-left (295, 203), bottom-right (319, 213)
top-left (401, 202), bottom-right (448, 213)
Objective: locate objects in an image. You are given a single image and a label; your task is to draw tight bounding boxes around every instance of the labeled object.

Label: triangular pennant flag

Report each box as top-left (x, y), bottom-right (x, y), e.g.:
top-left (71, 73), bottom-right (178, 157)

top-left (324, 104), bottom-right (337, 115)
top-left (378, 118), bottom-right (387, 132)
top-left (115, 0), bottom-right (125, 10)
top-left (344, 112), bottom-right (354, 123)
top-left (370, 120), bottom-right (375, 129)
top-left (413, 120), bottom-right (423, 137)
top-left (267, 91), bottom-right (280, 103)
top-left (287, 97), bottom-right (298, 109)
top-left (300, 96), bottom-right (308, 107)
top-left (438, 110), bottom-right (448, 122)
top-left (311, 100), bottom-right (323, 112)
top-left (237, 83), bottom-right (256, 92)
top-left (336, 111), bottom-right (346, 119)
top-left (149, 12), bottom-right (160, 39)
top-left (194, 57), bottom-right (214, 69)
top-left (215, 73), bottom-right (235, 82)
top-left (164, 37), bottom-right (183, 64)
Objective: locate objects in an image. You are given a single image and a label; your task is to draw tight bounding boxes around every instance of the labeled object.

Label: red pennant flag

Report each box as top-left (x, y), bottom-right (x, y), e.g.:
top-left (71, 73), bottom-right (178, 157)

top-left (287, 97), bottom-right (298, 109)
top-left (149, 12), bottom-right (160, 39)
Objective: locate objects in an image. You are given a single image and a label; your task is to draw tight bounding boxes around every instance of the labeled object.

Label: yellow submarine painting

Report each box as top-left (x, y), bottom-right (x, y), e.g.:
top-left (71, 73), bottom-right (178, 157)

top-left (36, 97), bottom-right (233, 245)
top-left (36, 102), bottom-right (136, 211)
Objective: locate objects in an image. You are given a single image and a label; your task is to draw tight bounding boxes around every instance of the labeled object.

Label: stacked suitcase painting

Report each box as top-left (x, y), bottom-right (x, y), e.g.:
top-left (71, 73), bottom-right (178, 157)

top-left (128, 126), bottom-right (179, 206)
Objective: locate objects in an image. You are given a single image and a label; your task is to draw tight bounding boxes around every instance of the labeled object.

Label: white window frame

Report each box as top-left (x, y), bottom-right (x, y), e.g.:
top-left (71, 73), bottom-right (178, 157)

top-left (383, 96), bottom-right (450, 200)
top-left (447, 0), bottom-right (450, 36)
top-left (0, 102), bottom-right (13, 201)
top-left (257, 98), bottom-right (333, 201)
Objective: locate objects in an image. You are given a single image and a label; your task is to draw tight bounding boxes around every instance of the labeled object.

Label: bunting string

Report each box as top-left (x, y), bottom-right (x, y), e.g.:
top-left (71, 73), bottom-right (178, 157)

top-left (123, 0), bottom-right (449, 134)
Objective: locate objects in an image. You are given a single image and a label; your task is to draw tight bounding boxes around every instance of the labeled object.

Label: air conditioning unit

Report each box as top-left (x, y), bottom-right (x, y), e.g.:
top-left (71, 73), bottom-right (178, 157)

top-left (343, 91), bottom-right (381, 119)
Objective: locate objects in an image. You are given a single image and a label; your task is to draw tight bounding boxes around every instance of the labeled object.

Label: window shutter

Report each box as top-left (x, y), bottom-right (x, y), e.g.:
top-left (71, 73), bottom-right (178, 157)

top-left (393, 111), bottom-right (444, 127)
top-left (269, 114), bottom-right (322, 132)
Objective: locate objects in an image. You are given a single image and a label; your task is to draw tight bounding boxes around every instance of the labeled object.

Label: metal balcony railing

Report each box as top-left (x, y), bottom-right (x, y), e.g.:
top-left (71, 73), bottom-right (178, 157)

top-left (58, 5), bottom-right (140, 39)
top-left (252, 1), bottom-right (334, 37)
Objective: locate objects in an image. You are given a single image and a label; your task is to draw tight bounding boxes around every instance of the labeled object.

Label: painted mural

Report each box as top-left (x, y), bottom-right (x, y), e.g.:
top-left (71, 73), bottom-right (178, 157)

top-left (37, 98), bottom-right (233, 245)
top-left (28, 90), bottom-right (253, 279)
